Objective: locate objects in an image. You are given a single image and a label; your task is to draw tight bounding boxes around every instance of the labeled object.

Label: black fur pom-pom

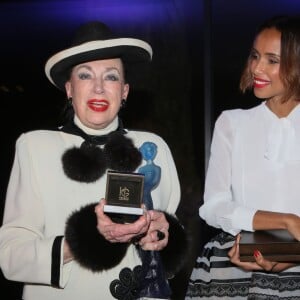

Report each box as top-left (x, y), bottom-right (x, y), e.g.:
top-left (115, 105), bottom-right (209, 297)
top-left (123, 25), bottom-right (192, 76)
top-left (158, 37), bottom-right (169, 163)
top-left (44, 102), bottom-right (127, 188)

top-left (65, 202), bottom-right (129, 272)
top-left (104, 132), bottom-right (142, 172)
top-left (62, 142), bottom-right (107, 182)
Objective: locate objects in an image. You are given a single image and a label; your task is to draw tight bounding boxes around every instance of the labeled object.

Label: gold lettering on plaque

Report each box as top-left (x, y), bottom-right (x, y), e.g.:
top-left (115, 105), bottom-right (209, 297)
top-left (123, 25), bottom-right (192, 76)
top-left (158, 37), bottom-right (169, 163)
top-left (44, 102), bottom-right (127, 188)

top-left (119, 186), bottom-right (130, 201)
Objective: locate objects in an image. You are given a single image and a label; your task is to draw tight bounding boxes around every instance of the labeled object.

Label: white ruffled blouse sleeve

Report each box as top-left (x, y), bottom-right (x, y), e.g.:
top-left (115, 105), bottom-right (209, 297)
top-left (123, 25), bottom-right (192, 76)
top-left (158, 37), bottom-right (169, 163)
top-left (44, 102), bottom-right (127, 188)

top-left (199, 110), bottom-right (256, 235)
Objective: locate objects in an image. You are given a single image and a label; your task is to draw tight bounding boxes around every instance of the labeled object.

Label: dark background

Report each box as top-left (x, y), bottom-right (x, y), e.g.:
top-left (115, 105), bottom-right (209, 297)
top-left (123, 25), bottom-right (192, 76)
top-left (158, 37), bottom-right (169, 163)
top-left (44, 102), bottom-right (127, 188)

top-left (0, 0), bottom-right (300, 299)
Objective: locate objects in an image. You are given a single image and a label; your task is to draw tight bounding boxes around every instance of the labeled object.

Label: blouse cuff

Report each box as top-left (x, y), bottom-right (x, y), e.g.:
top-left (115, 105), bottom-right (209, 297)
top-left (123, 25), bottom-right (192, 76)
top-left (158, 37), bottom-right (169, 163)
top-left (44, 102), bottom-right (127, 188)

top-left (232, 206), bottom-right (257, 234)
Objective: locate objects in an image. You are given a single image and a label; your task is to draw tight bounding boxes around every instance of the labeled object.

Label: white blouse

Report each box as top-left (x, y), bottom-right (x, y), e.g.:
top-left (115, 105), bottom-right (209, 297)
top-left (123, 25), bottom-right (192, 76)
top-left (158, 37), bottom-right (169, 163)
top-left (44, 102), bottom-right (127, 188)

top-left (200, 102), bottom-right (300, 236)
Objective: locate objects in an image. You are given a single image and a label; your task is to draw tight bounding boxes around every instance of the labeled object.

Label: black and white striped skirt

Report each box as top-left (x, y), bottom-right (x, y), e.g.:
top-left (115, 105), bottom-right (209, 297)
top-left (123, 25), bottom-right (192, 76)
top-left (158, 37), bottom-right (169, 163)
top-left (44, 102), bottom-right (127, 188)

top-left (185, 232), bottom-right (300, 299)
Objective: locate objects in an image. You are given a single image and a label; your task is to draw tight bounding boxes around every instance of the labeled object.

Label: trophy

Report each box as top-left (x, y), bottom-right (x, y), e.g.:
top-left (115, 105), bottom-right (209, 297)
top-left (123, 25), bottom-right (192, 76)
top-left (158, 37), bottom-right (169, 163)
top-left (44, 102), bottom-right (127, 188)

top-left (103, 170), bottom-right (144, 223)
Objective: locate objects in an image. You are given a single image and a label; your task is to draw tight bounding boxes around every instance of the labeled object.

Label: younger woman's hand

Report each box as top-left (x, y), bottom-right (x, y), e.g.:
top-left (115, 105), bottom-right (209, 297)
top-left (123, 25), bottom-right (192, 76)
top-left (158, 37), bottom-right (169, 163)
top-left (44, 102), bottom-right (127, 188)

top-left (228, 234), bottom-right (262, 271)
top-left (228, 234), bottom-right (296, 272)
top-left (251, 249), bottom-right (296, 272)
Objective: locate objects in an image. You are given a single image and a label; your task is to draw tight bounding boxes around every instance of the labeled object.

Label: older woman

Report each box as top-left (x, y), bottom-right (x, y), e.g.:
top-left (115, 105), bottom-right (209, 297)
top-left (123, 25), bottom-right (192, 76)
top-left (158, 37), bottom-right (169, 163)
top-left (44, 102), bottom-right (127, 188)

top-left (0, 21), bottom-right (187, 300)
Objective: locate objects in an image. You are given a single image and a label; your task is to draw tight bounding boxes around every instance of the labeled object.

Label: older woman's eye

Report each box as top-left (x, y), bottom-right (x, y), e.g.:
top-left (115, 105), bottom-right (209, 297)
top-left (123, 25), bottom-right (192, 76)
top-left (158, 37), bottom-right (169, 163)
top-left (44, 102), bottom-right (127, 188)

top-left (105, 73), bottom-right (120, 81)
top-left (78, 72), bottom-right (91, 80)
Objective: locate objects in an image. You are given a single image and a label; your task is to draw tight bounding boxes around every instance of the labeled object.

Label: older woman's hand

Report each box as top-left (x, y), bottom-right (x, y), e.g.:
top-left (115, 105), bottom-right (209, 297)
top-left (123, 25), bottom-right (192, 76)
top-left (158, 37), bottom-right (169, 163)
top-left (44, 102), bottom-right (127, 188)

top-left (137, 210), bottom-right (169, 251)
top-left (94, 199), bottom-right (151, 243)
top-left (228, 234), bottom-right (296, 272)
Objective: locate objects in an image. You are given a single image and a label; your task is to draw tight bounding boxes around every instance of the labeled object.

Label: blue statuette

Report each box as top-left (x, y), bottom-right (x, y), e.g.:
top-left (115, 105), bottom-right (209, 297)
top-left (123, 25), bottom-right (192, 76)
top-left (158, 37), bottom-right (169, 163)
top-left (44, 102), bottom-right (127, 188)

top-left (138, 141), bottom-right (161, 210)
top-left (137, 142), bottom-right (171, 299)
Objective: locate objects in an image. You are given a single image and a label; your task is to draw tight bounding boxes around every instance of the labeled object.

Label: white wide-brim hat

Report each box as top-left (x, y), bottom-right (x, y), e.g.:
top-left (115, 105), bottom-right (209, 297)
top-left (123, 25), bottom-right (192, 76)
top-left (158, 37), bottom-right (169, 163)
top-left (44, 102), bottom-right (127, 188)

top-left (45, 21), bottom-right (153, 90)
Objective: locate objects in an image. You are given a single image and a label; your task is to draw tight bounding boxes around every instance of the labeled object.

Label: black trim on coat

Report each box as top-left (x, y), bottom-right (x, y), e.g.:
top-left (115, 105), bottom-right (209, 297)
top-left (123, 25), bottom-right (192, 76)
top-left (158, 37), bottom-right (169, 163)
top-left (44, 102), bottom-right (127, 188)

top-left (51, 235), bottom-right (64, 287)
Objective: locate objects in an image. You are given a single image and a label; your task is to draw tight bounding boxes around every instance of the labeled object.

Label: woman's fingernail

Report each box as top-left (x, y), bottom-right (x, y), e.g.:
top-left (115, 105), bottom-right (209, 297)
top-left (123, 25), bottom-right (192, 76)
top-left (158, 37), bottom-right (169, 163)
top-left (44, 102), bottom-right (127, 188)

top-left (254, 250), bottom-right (261, 258)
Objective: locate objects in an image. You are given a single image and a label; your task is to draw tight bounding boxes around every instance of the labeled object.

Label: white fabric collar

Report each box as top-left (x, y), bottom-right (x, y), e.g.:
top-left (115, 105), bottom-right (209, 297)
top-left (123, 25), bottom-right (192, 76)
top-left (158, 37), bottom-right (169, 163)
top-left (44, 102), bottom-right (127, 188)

top-left (74, 116), bottom-right (119, 136)
top-left (263, 102), bottom-right (300, 162)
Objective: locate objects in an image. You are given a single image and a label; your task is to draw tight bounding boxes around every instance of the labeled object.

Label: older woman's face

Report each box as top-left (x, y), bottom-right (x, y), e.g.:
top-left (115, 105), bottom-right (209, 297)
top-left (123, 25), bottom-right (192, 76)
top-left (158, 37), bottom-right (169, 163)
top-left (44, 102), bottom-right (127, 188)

top-left (65, 58), bottom-right (129, 129)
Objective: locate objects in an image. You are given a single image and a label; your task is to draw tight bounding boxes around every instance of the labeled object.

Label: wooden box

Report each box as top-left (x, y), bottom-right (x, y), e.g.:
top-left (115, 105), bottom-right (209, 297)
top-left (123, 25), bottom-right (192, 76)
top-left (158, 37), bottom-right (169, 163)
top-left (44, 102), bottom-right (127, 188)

top-left (239, 229), bottom-right (300, 262)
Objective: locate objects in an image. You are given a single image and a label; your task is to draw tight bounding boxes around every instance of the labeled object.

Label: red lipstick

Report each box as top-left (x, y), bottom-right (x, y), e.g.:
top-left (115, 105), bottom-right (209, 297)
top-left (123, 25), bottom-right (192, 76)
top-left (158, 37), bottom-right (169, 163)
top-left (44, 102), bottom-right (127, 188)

top-left (253, 77), bottom-right (270, 88)
top-left (87, 99), bottom-right (109, 112)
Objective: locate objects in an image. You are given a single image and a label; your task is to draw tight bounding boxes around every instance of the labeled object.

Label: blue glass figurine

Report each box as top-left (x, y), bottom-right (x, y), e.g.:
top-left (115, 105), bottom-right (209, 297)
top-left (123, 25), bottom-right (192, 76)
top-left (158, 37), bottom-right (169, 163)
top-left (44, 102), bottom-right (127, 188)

top-left (138, 142), bottom-right (161, 210)
top-left (137, 142), bottom-right (171, 299)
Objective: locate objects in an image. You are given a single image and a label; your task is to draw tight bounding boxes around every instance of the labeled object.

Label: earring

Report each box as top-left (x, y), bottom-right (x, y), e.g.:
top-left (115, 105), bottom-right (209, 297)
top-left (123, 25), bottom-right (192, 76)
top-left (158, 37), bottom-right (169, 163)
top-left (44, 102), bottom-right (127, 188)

top-left (120, 99), bottom-right (126, 109)
top-left (67, 97), bottom-right (73, 107)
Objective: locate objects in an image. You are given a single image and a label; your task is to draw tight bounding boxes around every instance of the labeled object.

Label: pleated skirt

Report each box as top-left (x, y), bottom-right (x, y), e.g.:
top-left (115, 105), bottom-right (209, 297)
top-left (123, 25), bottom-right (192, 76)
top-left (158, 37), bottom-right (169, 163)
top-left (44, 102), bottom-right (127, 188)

top-left (185, 232), bottom-right (300, 299)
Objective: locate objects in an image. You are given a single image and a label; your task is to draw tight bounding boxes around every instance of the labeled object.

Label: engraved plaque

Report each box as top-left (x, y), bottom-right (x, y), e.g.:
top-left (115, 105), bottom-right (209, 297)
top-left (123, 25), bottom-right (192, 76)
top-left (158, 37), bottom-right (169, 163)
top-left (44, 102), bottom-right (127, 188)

top-left (103, 171), bottom-right (144, 223)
